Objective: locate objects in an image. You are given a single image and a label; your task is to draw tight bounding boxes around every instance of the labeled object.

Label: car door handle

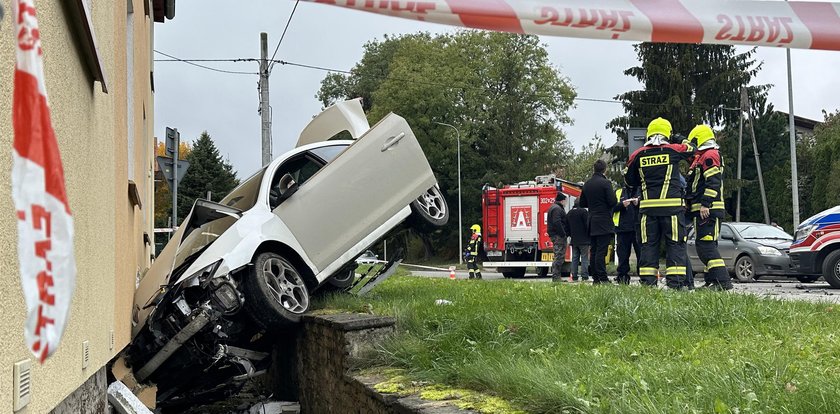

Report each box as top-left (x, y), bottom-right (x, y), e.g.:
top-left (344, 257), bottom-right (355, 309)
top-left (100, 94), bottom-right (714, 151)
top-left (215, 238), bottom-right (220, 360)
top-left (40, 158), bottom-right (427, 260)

top-left (381, 132), bottom-right (406, 152)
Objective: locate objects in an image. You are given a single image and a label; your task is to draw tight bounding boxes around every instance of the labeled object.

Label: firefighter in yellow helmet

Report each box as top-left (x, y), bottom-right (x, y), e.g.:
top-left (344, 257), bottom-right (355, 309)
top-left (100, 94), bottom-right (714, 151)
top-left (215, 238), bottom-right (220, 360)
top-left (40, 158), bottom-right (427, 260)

top-left (686, 125), bottom-right (732, 290)
top-left (624, 117), bottom-right (696, 288)
top-left (465, 224), bottom-right (483, 279)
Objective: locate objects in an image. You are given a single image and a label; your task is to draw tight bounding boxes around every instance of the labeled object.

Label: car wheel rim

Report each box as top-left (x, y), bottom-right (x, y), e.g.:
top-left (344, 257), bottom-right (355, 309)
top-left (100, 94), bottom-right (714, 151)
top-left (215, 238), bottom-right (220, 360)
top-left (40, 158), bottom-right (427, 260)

top-left (738, 259), bottom-right (753, 279)
top-left (835, 260), bottom-right (840, 278)
top-left (416, 187), bottom-right (446, 220)
top-left (262, 258), bottom-right (309, 314)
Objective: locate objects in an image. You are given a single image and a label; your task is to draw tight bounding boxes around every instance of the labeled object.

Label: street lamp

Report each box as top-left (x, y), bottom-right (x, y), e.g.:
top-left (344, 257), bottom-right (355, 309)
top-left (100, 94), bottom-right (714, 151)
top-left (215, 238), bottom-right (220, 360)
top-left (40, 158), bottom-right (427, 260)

top-left (434, 121), bottom-right (463, 264)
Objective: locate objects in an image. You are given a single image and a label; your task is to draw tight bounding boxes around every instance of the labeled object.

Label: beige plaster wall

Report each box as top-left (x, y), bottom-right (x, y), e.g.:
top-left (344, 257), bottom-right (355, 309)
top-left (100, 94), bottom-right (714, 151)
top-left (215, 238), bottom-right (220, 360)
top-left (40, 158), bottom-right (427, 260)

top-left (0, 0), bottom-right (155, 412)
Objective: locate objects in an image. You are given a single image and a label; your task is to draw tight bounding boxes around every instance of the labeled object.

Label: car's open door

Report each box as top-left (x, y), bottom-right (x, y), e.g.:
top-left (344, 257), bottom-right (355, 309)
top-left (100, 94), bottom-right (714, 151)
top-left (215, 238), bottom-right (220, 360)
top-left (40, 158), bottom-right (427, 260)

top-left (275, 113), bottom-right (436, 273)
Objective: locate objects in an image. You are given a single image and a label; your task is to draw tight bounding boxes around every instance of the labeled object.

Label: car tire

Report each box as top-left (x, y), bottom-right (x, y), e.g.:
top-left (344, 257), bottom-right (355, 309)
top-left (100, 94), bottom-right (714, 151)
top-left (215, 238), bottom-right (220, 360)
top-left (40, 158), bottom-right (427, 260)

top-left (243, 252), bottom-right (310, 329)
top-left (537, 267), bottom-right (549, 278)
top-left (409, 185), bottom-right (450, 231)
top-left (822, 250), bottom-right (840, 289)
top-left (796, 275), bottom-right (821, 283)
top-left (501, 267), bottom-right (526, 279)
top-left (734, 255), bottom-right (755, 283)
top-left (327, 268), bottom-right (355, 289)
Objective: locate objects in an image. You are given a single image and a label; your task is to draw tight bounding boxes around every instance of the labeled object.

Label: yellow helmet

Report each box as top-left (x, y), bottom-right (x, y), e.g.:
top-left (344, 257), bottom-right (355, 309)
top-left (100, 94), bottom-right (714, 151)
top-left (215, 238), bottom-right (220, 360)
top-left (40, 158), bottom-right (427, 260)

top-left (470, 224), bottom-right (481, 233)
top-left (688, 124), bottom-right (715, 147)
top-left (646, 117), bottom-right (672, 138)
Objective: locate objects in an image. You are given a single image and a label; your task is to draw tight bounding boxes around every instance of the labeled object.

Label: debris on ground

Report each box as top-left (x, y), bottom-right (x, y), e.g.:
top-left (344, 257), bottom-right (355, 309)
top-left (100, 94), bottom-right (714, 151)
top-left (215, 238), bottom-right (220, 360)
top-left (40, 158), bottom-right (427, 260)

top-left (107, 381), bottom-right (153, 414)
top-left (249, 401), bottom-right (301, 414)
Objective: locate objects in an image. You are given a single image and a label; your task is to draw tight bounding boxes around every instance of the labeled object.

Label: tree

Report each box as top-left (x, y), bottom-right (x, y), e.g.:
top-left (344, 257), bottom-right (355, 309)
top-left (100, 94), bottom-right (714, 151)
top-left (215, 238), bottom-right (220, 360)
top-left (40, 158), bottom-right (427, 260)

top-left (175, 131), bottom-right (239, 220)
top-left (810, 110), bottom-right (840, 214)
top-left (608, 43), bottom-right (764, 147)
top-left (562, 136), bottom-right (606, 184)
top-left (154, 140), bottom-right (191, 228)
top-left (319, 31), bottom-right (576, 258)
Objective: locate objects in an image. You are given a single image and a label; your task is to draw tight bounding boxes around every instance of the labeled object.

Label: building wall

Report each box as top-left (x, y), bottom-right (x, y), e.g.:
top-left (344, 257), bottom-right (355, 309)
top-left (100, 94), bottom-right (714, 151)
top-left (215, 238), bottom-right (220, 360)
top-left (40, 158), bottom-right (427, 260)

top-left (0, 0), bottom-right (155, 412)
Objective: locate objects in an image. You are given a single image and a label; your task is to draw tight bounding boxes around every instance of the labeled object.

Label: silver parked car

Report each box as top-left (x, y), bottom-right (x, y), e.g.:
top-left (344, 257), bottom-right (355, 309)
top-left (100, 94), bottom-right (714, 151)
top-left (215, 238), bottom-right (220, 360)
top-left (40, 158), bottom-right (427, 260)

top-left (687, 222), bottom-right (808, 283)
top-left (123, 100), bottom-right (448, 408)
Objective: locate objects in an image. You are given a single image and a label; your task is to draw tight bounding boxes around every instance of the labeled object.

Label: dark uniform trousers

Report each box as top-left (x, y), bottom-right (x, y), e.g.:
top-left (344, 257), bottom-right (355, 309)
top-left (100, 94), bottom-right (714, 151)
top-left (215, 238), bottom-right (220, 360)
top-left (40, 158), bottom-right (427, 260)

top-left (616, 231), bottom-right (641, 284)
top-left (694, 216), bottom-right (731, 286)
top-left (638, 212), bottom-right (688, 288)
top-left (550, 235), bottom-right (569, 281)
top-left (589, 234), bottom-right (612, 284)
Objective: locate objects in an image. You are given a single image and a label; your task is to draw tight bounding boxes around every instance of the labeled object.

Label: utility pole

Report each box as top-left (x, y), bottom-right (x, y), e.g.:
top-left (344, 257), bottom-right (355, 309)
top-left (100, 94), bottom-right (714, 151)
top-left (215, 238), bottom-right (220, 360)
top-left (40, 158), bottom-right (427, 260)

top-left (745, 97), bottom-right (771, 225)
top-left (736, 87), bottom-right (746, 221)
top-left (786, 49), bottom-right (800, 229)
top-left (172, 128), bottom-right (180, 227)
top-left (259, 32), bottom-right (272, 167)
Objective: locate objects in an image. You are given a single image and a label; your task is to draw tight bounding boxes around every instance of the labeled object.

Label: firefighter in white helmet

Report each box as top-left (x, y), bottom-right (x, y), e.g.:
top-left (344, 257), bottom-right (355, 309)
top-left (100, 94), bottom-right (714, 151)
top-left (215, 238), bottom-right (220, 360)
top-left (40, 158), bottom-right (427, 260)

top-left (465, 224), bottom-right (483, 279)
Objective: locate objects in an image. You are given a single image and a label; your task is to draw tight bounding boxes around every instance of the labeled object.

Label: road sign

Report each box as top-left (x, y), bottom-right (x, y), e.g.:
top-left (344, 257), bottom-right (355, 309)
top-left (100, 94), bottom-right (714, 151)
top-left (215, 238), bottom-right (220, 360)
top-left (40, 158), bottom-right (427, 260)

top-left (156, 156), bottom-right (190, 187)
top-left (627, 127), bottom-right (647, 156)
top-left (165, 127), bottom-right (180, 156)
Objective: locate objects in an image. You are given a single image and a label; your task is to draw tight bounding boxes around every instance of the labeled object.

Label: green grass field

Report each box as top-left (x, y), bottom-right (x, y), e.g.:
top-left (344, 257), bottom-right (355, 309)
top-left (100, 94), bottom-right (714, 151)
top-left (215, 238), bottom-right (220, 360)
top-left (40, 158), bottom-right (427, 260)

top-left (315, 273), bottom-right (840, 414)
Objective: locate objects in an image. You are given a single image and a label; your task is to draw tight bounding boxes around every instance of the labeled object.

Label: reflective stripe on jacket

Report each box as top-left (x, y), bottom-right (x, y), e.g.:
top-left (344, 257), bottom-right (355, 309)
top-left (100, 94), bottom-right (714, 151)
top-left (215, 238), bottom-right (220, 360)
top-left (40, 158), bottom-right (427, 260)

top-left (687, 148), bottom-right (725, 216)
top-left (625, 141), bottom-right (695, 216)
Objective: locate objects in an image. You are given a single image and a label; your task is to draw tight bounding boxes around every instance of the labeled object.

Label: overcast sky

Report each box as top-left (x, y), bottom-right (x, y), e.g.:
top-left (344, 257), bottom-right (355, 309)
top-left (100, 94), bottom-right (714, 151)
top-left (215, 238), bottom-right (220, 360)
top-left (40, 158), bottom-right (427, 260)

top-left (153, 0), bottom-right (840, 179)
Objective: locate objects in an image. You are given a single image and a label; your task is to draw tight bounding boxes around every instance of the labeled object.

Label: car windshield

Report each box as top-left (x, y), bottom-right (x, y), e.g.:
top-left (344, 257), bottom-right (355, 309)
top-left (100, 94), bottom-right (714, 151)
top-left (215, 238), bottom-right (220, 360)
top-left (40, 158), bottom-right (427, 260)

top-left (731, 224), bottom-right (793, 240)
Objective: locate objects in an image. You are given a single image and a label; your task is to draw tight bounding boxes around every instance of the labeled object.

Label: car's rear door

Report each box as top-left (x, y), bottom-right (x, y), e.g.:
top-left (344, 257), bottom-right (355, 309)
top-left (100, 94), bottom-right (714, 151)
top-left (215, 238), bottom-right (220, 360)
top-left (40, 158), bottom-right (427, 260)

top-left (274, 114), bottom-right (436, 272)
top-left (718, 224), bottom-right (738, 266)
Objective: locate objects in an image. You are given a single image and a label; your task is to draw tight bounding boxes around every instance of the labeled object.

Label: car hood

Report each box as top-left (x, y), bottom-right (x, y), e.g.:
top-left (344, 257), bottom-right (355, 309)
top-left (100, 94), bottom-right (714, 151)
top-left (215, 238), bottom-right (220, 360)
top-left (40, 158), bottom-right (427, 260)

top-left (132, 200), bottom-right (242, 335)
top-left (746, 238), bottom-right (792, 250)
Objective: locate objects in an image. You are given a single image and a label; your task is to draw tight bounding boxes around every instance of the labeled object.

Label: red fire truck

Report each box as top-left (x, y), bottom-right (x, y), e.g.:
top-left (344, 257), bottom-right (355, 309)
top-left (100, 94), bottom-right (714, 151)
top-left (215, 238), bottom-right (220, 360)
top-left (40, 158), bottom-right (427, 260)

top-left (481, 175), bottom-right (582, 278)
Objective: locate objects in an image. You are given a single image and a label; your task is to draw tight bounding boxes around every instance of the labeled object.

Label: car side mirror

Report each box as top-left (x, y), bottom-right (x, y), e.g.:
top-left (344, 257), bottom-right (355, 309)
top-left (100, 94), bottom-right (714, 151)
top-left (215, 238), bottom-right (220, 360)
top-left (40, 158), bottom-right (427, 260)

top-left (720, 233), bottom-right (734, 241)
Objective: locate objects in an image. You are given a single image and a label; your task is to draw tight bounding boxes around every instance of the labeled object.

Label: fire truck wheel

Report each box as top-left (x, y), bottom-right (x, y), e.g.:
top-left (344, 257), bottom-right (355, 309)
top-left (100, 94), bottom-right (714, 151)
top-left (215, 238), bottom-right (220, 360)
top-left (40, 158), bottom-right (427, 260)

top-left (822, 250), bottom-right (840, 289)
top-left (537, 267), bottom-right (548, 278)
top-left (501, 267), bottom-right (526, 279)
top-left (409, 185), bottom-right (450, 232)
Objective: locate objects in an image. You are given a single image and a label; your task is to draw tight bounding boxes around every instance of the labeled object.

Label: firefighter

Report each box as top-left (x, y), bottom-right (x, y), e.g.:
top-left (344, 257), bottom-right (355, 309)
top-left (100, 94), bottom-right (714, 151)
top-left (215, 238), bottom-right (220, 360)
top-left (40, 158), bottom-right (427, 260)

top-left (686, 125), bottom-right (732, 290)
top-left (625, 117), bottom-right (695, 289)
top-left (465, 224), bottom-right (483, 279)
top-left (612, 186), bottom-right (641, 284)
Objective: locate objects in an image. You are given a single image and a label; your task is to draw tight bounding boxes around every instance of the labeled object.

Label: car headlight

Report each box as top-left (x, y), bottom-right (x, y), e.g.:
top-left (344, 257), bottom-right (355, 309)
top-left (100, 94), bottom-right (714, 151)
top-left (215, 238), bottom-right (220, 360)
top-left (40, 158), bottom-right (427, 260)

top-left (794, 224), bottom-right (817, 241)
top-left (757, 246), bottom-right (782, 256)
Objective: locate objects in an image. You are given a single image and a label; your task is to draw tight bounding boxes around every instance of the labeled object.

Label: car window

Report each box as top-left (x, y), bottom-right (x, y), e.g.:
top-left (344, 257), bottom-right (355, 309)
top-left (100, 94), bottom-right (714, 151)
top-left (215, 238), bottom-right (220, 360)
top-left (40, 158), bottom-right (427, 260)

top-left (220, 168), bottom-right (266, 211)
top-left (720, 225), bottom-right (735, 240)
top-left (310, 144), bottom-right (349, 164)
top-left (269, 154), bottom-right (325, 209)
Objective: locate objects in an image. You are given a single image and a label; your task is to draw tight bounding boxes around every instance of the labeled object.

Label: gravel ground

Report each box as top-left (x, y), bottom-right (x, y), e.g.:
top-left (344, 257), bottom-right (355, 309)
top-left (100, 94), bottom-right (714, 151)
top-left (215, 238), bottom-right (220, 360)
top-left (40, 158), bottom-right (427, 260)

top-left (409, 269), bottom-right (840, 304)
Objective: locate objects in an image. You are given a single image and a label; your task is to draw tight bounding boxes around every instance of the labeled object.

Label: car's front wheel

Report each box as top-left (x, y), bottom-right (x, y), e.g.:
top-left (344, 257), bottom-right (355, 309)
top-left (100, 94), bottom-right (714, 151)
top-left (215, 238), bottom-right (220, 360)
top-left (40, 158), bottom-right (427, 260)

top-left (243, 252), bottom-right (310, 329)
top-left (734, 255), bottom-right (755, 282)
top-left (409, 185), bottom-right (449, 231)
top-left (822, 250), bottom-right (840, 289)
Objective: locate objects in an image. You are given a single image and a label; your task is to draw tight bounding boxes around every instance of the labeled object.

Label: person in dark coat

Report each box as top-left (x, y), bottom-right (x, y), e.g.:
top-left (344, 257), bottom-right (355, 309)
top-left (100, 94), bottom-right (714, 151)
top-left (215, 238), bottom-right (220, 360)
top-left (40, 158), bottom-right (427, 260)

top-left (612, 186), bottom-right (642, 284)
top-left (580, 159), bottom-right (618, 284)
top-left (546, 193), bottom-right (570, 282)
top-left (566, 199), bottom-right (590, 281)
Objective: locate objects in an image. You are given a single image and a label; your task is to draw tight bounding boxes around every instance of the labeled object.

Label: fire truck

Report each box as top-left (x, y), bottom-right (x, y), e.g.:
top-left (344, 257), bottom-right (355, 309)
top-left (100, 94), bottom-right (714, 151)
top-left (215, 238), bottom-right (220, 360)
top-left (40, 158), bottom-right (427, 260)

top-left (790, 205), bottom-right (840, 287)
top-left (481, 175), bottom-right (582, 278)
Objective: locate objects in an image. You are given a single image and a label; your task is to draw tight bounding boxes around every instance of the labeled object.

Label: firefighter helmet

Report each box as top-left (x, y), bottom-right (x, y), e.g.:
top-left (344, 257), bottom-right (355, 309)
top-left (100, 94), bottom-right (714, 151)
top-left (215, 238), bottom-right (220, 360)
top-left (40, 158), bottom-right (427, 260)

top-left (470, 224), bottom-right (481, 234)
top-left (688, 124), bottom-right (715, 147)
top-left (646, 117), bottom-right (672, 138)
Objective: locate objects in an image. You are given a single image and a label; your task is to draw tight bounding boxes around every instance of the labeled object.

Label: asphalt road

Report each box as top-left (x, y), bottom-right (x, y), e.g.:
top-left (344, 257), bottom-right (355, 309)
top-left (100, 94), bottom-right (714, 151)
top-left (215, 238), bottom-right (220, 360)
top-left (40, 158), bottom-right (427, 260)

top-left (409, 270), bottom-right (840, 304)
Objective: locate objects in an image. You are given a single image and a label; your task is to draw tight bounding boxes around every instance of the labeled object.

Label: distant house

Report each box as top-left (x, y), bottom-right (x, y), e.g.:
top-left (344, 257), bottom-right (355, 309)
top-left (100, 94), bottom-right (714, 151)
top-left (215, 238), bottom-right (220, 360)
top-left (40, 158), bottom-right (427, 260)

top-left (775, 111), bottom-right (822, 141)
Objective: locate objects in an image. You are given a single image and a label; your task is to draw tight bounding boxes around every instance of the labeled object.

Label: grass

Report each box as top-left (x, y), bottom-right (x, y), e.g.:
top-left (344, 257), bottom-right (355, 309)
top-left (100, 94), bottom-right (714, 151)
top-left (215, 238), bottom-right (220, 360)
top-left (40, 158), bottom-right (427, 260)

top-left (314, 272), bottom-right (840, 414)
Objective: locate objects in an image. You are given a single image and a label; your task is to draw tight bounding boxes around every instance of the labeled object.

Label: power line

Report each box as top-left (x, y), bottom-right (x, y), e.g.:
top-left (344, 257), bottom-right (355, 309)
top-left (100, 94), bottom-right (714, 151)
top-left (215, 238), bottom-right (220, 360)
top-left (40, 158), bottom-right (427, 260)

top-left (267, 0), bottom-right (301, 74)
top-left (153, 50), bottom-right (258, 75)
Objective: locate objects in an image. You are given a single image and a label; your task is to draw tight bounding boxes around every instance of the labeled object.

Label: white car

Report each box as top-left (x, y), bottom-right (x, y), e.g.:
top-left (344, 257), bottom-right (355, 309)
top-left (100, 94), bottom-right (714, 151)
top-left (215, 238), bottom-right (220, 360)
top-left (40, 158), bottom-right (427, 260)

top-left (124, 100), bottom-right (448, 408)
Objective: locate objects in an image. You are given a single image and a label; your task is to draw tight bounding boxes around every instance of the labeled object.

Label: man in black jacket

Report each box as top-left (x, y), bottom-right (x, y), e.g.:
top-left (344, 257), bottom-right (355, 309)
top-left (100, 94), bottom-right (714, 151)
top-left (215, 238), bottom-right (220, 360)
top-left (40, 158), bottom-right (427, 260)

top-left (546, 193), bottom-right (570, 282)
top-left (580, 159), bottom-right (618, 284)
top-left (566, 199), bottom-right (590, 281)
top-left (612, 186), bottom-right (642, 284)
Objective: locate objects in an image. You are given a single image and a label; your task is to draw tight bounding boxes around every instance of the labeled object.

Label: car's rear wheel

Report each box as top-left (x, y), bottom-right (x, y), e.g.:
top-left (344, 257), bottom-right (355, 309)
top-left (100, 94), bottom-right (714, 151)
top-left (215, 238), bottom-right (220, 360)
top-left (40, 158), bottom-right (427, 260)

top-left (822, 250), bottom-right (840, 289)
top-left (327, 268), bottom-right (355, 289)
top-left (734, 255), bottom-right (755, 282)
top-left (409, 185), bottom-right (449, 230)
top-left (243, 252), bottom-right (310, 329)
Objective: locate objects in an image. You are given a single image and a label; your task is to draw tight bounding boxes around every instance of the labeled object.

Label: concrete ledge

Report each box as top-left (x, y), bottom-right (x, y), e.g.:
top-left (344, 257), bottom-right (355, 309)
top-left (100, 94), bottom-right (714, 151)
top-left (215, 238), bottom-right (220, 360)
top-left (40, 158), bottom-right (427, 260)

top-left (301, 313), bottom-right (396, 331)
